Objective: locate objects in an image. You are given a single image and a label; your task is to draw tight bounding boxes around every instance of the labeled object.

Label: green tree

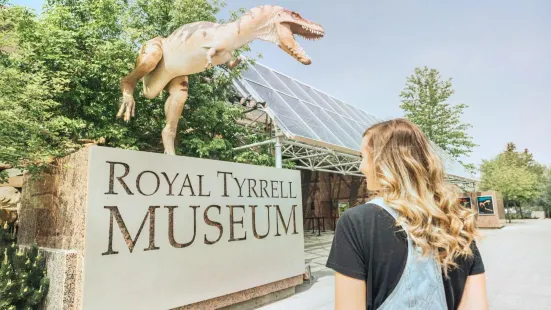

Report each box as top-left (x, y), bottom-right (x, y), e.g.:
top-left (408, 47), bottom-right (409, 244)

top-left (480, 143), bottom-right (545, 221)
top-left (0, 3), bottom-right (82, 181)
top-left (535, 167), bottom-right (551, 217)
top-left (400, 66), bottom-right (477, 171)
top-left (0, 0), bottom-right (270, 181)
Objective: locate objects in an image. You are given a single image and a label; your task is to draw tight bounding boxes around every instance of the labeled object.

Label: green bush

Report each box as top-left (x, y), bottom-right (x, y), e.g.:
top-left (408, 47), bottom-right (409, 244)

top-left (0, 224), bottom-right (49, 310)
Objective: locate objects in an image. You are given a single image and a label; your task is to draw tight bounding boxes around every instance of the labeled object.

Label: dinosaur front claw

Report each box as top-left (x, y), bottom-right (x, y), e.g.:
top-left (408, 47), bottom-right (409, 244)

top-left (205, 62), bottom-right (214, 70)
top-left (117, 95), bottom-right (136, 121)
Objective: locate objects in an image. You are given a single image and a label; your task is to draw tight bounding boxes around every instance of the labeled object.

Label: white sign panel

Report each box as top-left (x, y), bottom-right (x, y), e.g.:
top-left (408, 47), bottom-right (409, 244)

top-left (82, 146), bottom-right (304, 309)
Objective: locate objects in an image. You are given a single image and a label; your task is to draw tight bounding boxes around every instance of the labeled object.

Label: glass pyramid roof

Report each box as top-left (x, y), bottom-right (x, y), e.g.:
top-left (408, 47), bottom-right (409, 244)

top-left (232, 60), bottom-right (476, 182)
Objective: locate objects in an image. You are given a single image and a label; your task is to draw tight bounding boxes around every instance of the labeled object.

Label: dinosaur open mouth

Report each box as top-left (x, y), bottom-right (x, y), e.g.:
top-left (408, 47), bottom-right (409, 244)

top-left (278, 22), bottom-right (324, 65)
top-left (287, 22), bottom-right (325, 40)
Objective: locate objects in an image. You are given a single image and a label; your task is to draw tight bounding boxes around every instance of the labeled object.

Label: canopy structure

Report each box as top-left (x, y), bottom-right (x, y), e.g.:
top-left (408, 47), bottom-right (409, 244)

top-left (231, 59), bottom-right (478, 186)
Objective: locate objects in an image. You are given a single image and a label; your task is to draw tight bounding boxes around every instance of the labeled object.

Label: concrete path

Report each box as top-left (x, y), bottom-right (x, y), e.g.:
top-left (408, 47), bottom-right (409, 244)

top-left (260, 231), bottom-right (335, 310)
top-left (260, 219), bottom-right (551, 310)
top-left (479, 220), bottom-right (551, 309)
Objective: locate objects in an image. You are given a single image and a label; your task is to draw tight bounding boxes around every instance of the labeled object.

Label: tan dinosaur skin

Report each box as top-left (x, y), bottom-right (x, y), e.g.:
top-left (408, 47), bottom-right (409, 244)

top-left (118, 5), bottom-right (325, 155)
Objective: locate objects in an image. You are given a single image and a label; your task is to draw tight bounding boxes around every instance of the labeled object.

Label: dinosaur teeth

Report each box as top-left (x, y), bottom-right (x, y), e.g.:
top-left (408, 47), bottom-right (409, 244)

top-left (298, 24), bottom-right (323, 36)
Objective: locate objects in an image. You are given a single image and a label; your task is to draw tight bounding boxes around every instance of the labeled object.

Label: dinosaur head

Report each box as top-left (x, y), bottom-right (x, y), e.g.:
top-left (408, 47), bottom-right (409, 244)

top-left (273, 8), bottom-right (325, 65)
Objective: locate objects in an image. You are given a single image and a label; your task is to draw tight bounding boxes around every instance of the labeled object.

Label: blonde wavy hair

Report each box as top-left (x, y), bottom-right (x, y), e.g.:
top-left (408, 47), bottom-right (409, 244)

top-left (363, 118), bottom-right (477, 276)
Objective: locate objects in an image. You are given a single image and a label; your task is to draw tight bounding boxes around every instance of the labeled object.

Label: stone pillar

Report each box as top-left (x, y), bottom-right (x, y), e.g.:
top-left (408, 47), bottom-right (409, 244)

top-left (18, 147), bottom-right (89, 309)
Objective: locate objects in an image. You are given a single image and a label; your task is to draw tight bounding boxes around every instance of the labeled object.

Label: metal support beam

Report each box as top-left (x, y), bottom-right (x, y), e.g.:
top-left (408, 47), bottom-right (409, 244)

top-left (275, 136), bottom-right (282, 169)
top-left (294, 166), bottom-right (364, 176)
top-left (317, 160), bottom-right (362, 169)
top-left (233, 137), bottom-right (477, 186)
top-left (287, 153), bottom-right (326, 161)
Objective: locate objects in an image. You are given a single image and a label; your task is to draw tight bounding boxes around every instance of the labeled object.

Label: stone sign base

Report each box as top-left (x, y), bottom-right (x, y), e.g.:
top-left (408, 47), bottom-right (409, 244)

top-left (18, 146), bottom-right (305, 309)
top-left (178, 276), bottom-right (301, 310)
top-left (40, 245), bottom-right (299, 310)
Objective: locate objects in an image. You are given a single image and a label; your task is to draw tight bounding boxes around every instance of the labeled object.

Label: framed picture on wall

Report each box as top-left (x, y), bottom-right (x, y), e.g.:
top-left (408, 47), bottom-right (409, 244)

top-left (477, 195), bottom-right (495, 215)
top-left (458, 197), bottom-right (472, 210)
top-left (338, 202), bottom-right (349, 217)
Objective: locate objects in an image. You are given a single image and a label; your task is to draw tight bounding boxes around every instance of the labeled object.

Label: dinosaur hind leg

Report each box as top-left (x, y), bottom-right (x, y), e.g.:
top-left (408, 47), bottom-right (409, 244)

top-left (162, 75), bottom-right (189, 155)
top-left (118, 37), bottom-right (163, 121)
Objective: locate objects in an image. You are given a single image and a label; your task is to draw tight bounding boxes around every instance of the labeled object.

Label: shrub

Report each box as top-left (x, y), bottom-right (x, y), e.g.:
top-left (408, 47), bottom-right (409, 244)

top-left (0, 224), bottom-right (49, 310)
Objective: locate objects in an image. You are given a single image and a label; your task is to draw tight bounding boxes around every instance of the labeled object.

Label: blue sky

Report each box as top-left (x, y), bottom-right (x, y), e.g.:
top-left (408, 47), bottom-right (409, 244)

top-left (12, 0), bottom-right (551, 167)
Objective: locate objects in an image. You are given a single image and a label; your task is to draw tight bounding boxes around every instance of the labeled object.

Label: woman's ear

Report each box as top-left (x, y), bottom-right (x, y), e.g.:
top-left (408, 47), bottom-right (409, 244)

top-left (366, 155), bottom-right (381, 191)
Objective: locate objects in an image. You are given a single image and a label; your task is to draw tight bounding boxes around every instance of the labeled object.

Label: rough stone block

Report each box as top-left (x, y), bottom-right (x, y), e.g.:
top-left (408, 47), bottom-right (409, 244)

top-left (19, 147), bottom-right (89, 251)
top-left (41, 248), bottom-right (82, 310)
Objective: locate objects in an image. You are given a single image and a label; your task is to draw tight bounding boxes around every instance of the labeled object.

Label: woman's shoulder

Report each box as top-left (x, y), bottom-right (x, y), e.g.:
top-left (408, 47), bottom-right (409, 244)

top-left (341, 202), bottom-right (396, 223)
top-left (338, 202), bottom-right (398, 235)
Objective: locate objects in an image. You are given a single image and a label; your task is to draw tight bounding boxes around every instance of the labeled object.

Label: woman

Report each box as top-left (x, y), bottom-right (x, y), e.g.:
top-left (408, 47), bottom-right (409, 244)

top-left (326, 119), bottom-right (488, 310)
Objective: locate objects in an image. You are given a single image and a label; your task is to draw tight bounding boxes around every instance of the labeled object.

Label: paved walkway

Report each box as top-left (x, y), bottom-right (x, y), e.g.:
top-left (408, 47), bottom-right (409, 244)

top-left (479, 220), bottom-right (551, 309)
top-left (260, 219), bottom-right (551, 310)
top-left (260, 231), bottom-right (335, 310)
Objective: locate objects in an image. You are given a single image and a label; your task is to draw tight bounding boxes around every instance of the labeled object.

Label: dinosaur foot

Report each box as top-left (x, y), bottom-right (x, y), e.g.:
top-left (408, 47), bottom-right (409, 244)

top-left (162, 129), bottom-right (177, 155)
top-left (227, 57), bottom-right (242, 69)
top-left (117, 95), bottom-right (135, 121)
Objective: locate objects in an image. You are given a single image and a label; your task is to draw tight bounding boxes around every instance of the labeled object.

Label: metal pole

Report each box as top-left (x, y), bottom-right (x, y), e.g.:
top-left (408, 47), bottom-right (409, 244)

top-left (275, 136), bottom-right (282, 168)
top-left (232, 139), bottom-right (275, 151)
top-left (317, 217), bottom-right (321, 236)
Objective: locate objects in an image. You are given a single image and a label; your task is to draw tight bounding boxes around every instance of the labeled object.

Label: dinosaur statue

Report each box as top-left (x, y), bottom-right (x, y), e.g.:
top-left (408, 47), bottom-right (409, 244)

top-left (117, 5), bottom-right (325, 155)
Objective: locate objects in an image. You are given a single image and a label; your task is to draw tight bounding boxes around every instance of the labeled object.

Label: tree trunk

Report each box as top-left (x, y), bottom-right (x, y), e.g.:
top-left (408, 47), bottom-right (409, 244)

top-left (505, 197), bottom-right (511, 223)
top-left (518, 201), bottom-right (524, 219)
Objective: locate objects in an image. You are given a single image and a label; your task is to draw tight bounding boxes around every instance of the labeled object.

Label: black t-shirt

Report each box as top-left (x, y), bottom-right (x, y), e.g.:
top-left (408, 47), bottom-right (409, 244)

top-left (326, 203), bottom-right (485, 310)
